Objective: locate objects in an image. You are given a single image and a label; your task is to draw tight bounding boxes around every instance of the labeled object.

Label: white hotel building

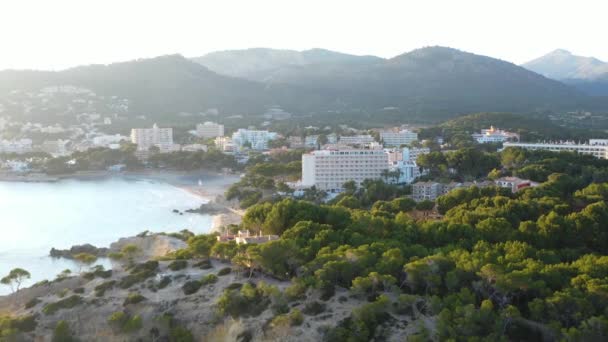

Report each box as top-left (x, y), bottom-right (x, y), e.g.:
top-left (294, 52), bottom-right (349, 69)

top-left (503, 141), bottom-right (608, 159)
top-left (380, 130), bottom-right (418, 147)
top-left (231, 129), bottom-right (278, 151)
top-left (302, 149), bottom-right (389, 191)
top-left (472, 126), bottom-right (519, 144)
top-left (196, 122), bottom-right (224, 139)
top-left (130, 124), bottom-right (173, 151)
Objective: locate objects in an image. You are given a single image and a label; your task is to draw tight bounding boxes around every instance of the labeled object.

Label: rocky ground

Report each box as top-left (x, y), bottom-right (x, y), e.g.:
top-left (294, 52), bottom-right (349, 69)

top-left (1, 234), bottom-right (424, 341)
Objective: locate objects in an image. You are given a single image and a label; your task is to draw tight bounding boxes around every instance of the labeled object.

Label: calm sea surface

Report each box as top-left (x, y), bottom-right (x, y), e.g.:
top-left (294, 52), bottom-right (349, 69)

top-left (0, 177), bottom-right (213, 295)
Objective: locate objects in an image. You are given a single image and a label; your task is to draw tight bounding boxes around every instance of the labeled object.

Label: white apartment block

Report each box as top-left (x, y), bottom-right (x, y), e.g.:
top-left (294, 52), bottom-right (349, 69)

top-left (386, 147), bottom-right (430, 163)
top-left (130, 124), bottom-right (173, 151)
top-left (305, 135), bottom-right (319, 148)
top-left (196, 122), bottom-right (224, 139)
top-left (302, 149), bottom-right (389, 191)
top-left (214, 136), bottom-right (235, 153)
top-left (380, 130), bottom-right (418, 147)
top-left (412, 181), bottom-right (443, 202)
top-left (231, 129), bottom-right (277, 151)
top-left (338, 135), bottom-right (375, 146)
top-left (503, 141), bottom-right (608, 159)
top-left (472, 126), bottom-right (519, 144)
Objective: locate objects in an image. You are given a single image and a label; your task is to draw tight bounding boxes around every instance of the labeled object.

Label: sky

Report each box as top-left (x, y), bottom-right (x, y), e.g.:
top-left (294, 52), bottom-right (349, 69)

top-left (0, 0), bottom-right (607, 70)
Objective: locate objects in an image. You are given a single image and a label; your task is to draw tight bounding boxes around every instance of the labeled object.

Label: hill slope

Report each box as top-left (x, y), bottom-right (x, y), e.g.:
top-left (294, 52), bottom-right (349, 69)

top-left (191, 48), bottom-right (383, 82)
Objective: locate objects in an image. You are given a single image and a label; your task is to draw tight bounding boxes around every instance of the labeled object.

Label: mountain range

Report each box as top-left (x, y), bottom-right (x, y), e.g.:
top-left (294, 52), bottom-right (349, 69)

top-left (523, 49), bottom-right (608, 96)
top-left (0, 46), bottom-right (606, 126)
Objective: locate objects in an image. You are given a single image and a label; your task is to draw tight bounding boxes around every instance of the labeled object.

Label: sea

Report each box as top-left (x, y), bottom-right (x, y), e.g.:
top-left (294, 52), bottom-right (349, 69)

top-left (0, 177), bottom-right (214, 295)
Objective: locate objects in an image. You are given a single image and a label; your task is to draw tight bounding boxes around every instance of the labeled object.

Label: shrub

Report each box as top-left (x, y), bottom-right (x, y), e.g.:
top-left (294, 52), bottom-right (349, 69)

top-left (158, 276), bottom-right (172, 289)
top-left (42, 295), bottom-right (83, 315)
top-left (226, 283), bottom-right (243, 290)
top-left (216, 283), bottom-right (269, 318)
top-left (119, 261), bottom-right (159, 289)
top-left (303, 301), bottom-right (326, 316)
top-left (52, 320), bottom-right (76, 342)
top-left (200, 274), bottom-right (218, 286)
top-left (284, 281), bottom-right (307, 301)
top-left (24, 297), bottom-right (41, 309)
top-left (123, 315), bottom-right (143, 332)
top-left (108, 312), bottom-right (142, 333)
top-left (123, 293), bottom-right (146, 306)
top-left (170, 326), bottom-right (194, 342)
top-left (94, 280), bottom-right (116, 297)
top-left (168, 260), bottom-right (188, 271)
top-left (194, 259), bottom-right (213, 270)
top-left (73, 287), bottom-right (85, 294)
top-left (0, 314), bottom-right (37, 332)
top-left (182, 280), bottom-right (202, 295)
top-left (217, 267), bottom-right (232, 276)
top-left (270, 309), bottom-right (304, 328)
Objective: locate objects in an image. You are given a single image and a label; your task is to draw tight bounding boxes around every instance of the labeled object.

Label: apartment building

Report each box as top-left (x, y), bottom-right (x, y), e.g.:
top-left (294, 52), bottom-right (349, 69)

top-left (380, 130), bottom-right (418, 147)
top-left (338, 135), bottom-right (375, 146)
top-left (130, 124), bottom-right (173, 151)
top-left (214, 136), bottom-right (235, 153)
top-left (231, 129), bottom-right (278, 151)
top-left (302, 149), bottom-right (389, 191)
top-left (196, 122), bottom-right (224, 139)
top-left (494, 176), bottom-right (536, 193)
top-left (503, 141), bottom-right (608, 159)
top-left (412, 181), bottom-right (443, 202)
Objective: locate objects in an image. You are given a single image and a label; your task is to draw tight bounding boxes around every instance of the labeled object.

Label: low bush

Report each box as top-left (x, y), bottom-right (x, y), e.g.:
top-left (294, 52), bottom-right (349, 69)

top-left (123, 293), bottom-right (146, 306)
top-left (182, 280), bottom-right (202, 295)
top-left (52, 320), bottom-right (76, 342)
top-left (119, 261), bottom-right (159, 289)
top-left (94, 280), bottom-right (116, 297)
top-left (217, 267), bottom-right (232, 276)
top-left (24, 298), bottom-right (41, 309)
top-left (200, 274), bottom-right (218, 286)
top-left (168, 260), bottom-right (188, 271)
top-left (226, 283), bottom-right (243, 290)
top-left (158, 276), bottom-right (172, 289)
top-left (303, 301), bottom-right (326, 316)
top-left (108, 311), bottom-right (142, 333)
top-left (194, 259), bottom-right (213, 269)
top-left (42, 295), bottom-right (83, 315)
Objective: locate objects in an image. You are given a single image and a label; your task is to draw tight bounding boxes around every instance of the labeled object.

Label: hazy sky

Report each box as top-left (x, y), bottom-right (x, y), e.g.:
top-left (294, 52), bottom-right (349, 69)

top-left (1, 0), bottom-right (606, 70)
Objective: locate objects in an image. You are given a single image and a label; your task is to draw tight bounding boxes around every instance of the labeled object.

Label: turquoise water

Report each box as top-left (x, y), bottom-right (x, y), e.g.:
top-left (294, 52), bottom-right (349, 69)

top-left (0, 177), bottom-right (213, 295)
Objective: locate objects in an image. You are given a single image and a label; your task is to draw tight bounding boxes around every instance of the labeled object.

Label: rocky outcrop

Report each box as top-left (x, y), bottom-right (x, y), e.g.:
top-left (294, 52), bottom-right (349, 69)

top-left (49, 244), bottom-right (109, 259)
top-left (110, 234), bottom-right (187, 260)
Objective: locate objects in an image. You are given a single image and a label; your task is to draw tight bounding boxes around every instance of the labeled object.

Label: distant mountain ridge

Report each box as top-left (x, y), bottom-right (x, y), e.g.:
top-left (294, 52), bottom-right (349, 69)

top-left (523, 49), bottom-right (608, 80)
top-left (523, 49), bottom-right (608, 96)
top-left (0, 47), bottom-right (605, 126)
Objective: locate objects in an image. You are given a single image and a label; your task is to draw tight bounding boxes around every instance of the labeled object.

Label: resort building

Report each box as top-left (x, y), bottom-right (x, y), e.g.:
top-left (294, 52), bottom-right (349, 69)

top-left (380, 129), bottom-right (418, 147)
top-left (338, 135), bottom-right (375, 146)
top-left (503, 141), bottom-right (608, 159)
top-left (301, 149), bottom-right (389, 191)
top-left (214, 136), bottom-right (235, 153)
top-left (494, 176), bottom-right (537, 193)
top-left (231, 129), bottom-right (278, 151)
top-left (196, 122), bottom-right (224, 139)
top-left (472, 126), bottom-right (519, 144)
top-left (389, 160), bottom-right (422, 184)
top-left (216, 230), bottom-right (279, 245)
top-left (130, 124), bottom-right (174, 151)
